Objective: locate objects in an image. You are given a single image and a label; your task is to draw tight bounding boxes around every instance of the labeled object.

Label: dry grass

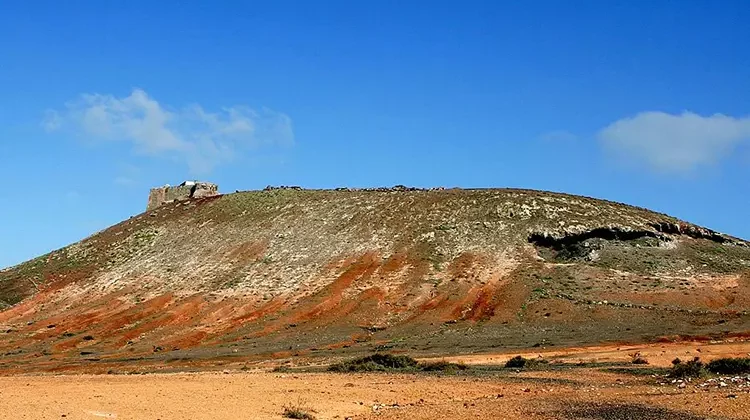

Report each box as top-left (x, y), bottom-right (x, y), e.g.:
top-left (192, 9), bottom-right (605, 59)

top-left (282, 398), bottom-right (316, 420)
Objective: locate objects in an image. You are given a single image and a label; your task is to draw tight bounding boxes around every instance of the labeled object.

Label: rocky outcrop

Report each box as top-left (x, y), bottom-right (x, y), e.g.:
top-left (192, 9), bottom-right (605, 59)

top-left (146, 181), bottom-right (219, 211)
top-left (649, 222), bottom-right (735, 244)
top-left (528, 227), bottom-right (664, 262)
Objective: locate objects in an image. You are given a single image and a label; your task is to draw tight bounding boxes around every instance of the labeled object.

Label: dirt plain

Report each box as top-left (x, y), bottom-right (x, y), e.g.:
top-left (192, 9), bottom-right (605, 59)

top-left (2, 340), bottom-right (750, 420)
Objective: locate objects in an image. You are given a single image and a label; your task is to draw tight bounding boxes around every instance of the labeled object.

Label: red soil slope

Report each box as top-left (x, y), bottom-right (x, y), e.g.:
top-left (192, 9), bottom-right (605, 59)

top-left (1, 188), bottom-right (749, 374)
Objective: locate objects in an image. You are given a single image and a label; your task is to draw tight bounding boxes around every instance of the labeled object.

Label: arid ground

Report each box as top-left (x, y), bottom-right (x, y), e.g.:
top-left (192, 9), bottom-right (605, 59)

top-left (2, 189), bottom-right (750, 419)
top-left (2, 340), bottom-right (750, 420)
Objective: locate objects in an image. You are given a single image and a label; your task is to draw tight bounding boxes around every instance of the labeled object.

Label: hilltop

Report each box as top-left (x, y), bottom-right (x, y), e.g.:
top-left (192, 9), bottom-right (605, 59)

top-left (1, 187), bottom-right (749, 374)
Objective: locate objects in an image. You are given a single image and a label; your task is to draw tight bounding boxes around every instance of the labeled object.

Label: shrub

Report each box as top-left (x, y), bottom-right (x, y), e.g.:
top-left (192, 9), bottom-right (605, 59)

top-left (505, 356), bottom-right (527, 368)
top-left (629, 352), bottom-right (649, 365)
top-left (328, 353), bottom-right (419, 372)
top-left (282, 406), bottom-right (315, 420)
top-left (504, 355), bottom-right (548, 369)
top-left (669, 357), bottom-right (707, 378)
top-left (706, 358), bottom-right (750, 375)
top-left (327, 354), bottom-right (469, 373)
top-left (419, 360), bottom-right (468, 373)
top-left (282, 399), bottom-right (316, 420)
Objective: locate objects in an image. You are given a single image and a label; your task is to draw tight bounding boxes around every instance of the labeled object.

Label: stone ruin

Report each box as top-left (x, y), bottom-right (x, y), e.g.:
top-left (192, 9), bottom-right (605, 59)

top-left (146, 181), bottom-right (219, 211)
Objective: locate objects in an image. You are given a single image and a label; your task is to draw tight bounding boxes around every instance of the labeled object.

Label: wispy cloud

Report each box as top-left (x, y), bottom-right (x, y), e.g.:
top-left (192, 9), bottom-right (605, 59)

top-left (598, 111), bottom-right (750, 173)
top-left (44, 89), bottom-right (294, 174)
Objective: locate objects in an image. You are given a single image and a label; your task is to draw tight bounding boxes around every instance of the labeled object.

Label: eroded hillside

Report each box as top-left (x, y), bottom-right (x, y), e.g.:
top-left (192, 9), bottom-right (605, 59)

top-left (1, 188), bottom-right (749, 374)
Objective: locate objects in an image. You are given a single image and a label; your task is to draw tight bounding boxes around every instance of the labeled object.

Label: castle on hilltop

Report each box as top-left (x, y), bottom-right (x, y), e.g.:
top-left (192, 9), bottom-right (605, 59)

top-left (146, 181), bottom-right (219, 211)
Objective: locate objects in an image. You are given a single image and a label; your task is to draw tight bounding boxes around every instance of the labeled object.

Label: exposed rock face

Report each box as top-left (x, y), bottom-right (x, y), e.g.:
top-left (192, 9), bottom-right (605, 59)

top-left (2, 187), bottom-right (750, 374)
top-left (146, 181), bottom-right (219, 211)
top-left (650, 222), bottom-right (739, 245)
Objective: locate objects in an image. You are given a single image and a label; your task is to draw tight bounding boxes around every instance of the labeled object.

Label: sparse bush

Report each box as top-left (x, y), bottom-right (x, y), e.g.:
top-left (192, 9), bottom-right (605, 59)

top-left (669, 357), bottom-right (707, 378)
top-left (629, 352), bottom-right (649, 365)
top-left (328, 353), bottom-right (418, 372)
top-left (273, 365), bottom-right (292, 373)
top-left (282, 399), bottom-right (316, 420)
top-left (327, 354), bottom-right (469, 373)
top-left (282, 407), bottom-right (315, 420)
top-left (504, 355), bottom-right (548, 369)
top-left (505, 355), bottom-right (527, 368)
top-left (631, 357), bottom-right (649, 365)
top-left (419, 360), bottom-right (468, 373)
top-left (706, 357), bottom-right (750, 375)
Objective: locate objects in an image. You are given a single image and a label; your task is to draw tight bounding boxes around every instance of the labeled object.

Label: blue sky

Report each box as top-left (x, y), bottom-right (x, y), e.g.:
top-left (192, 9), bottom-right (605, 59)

top-left (1, 0), bottom-right (749, 269)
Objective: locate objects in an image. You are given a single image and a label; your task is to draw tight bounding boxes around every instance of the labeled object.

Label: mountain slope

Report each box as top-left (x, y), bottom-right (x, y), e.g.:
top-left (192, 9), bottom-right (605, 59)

top-left (1, 188), bottom-right (749, 373)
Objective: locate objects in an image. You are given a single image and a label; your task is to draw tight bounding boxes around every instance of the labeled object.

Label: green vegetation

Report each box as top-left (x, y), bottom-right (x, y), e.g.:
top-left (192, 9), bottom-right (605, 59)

top-left (131, 228), bottom-right (159, 246)
top-left (706, 357), bottom-right (750, 375)
top-left (670, 357), bottom-right (750, 378)
top-left (504, 355), bottom-right (549, 369)
top-left (531, 288), bottom-right (550, 299)
top-left (327, 354), bottom-right (467, 373)
top-left (0, 247), bottom-right (93, 306)
top-left (2, 187), bottom-right (750, 374)
top-left (419, 360), bottom-right (468, 373)
top-left (328, 353), bottom-right (418, 372)
top-left (669, 357), bottom-right (707, 378)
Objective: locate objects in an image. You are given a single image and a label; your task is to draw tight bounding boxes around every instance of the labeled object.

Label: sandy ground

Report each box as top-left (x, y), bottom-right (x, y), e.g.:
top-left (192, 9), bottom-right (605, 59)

top-left (431, 339), bottom-right (750, 367)
top-left (2, 341), bottom-right (750, 420)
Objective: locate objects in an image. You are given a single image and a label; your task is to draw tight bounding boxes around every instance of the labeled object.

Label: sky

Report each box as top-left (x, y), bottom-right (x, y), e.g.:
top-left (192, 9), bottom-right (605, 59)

top-left (1, 0), bottom-right (749, 269)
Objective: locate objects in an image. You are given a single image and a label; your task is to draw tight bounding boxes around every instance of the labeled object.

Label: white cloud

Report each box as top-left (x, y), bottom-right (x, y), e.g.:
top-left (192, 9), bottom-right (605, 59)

top-left (44, 89), bottom-right (294, 174)
top-left (598, 111), bottom-right (750, 173)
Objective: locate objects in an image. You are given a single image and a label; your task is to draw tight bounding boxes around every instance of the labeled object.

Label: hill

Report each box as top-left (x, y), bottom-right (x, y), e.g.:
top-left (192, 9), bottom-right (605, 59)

top-left (1, 187), bottom-right (749, 374)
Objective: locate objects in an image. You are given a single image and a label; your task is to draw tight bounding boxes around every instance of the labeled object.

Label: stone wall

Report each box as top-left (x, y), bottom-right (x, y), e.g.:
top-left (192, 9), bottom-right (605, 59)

top-left (146, 182), bottom-right (219, 211)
